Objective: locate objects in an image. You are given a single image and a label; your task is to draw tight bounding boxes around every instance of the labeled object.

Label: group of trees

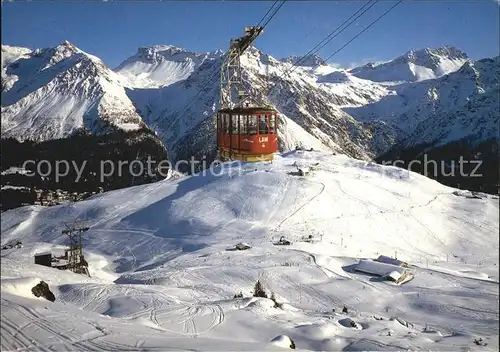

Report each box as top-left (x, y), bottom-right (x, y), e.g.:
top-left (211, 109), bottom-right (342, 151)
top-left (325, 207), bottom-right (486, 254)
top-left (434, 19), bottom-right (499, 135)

top-left (1, 127), bottom-right (169, 211)
top-left (376, 138), bottom-right (499, 195)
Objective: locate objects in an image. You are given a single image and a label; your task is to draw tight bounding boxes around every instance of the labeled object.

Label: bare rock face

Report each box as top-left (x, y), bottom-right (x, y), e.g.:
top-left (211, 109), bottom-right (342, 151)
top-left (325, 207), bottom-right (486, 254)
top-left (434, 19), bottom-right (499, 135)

top-left (31, 281), bottom-right (55, 302)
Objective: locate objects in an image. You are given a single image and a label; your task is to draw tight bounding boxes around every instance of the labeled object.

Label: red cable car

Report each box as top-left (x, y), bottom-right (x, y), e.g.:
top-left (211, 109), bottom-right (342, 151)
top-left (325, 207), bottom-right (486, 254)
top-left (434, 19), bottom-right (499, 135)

top-left (216, 107), bottom-right (278, 162)
top-left (216, 26), bottom-right (279, 162)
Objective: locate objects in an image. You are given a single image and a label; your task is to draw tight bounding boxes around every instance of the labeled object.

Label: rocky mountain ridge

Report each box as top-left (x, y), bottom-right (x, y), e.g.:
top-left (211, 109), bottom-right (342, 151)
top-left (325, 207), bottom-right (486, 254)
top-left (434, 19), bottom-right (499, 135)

top-left (2, 41), bottom-right (497, 193)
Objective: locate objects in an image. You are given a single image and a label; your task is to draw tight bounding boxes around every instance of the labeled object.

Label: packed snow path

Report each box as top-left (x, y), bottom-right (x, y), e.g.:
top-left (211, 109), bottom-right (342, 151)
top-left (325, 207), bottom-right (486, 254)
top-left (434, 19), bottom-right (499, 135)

top-left (1, 151), bottom-right (498, 351)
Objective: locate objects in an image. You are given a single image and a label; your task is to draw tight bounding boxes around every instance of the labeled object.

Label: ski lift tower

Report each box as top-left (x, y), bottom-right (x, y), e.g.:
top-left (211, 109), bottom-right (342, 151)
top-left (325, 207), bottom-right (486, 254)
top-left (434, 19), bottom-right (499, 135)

top-left (62, 221), bottom-right (90, 276)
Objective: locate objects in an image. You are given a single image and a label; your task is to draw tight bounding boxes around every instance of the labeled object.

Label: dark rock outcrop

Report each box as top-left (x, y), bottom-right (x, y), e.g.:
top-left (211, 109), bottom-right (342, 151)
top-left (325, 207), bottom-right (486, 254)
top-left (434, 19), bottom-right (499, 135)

top-left (31, 281), bottom-right (55, 302)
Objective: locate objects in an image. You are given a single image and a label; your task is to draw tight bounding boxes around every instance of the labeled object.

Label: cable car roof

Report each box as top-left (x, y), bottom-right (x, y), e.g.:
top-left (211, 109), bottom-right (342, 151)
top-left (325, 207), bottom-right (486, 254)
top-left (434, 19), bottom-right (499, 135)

top-left (218, 107), bottom-right (278, 114)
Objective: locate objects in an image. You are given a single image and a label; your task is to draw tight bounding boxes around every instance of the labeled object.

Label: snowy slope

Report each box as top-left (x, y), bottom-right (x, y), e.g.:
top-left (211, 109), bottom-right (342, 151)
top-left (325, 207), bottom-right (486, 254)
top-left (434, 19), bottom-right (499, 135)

top-left (115, 45), bottom-right (221, 88)
top-left (1, 42), bottom-right (144, 142)
top-left (125, 54), bottom-right (223, 162)
top-left (345, 55), bottom-right (500, 150)
top-left (1, 151), bottom-right (499, 351)
top-left (2, 45), bottom-right (33, 93)
top-left (349, 46), bottom-right (470, 83)
top-left (404, 84), bottom-right (499, 148)
top-left (315, 69), bottom-right (390, 107)
top-left (1, 45), bottom-right (32, 70)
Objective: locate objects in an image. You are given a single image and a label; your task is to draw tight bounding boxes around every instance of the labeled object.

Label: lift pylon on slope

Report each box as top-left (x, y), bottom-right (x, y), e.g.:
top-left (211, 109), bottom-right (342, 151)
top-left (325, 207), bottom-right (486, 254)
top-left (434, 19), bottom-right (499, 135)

top-left (216, 26), bottom-right (279, 162)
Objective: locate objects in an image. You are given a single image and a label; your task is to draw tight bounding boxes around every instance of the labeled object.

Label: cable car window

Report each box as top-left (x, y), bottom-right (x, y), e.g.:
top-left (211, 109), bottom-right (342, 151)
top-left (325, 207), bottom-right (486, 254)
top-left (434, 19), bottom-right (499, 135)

top-left (239, 115), bottom-right (246, 134)
top-left (247, 114), bottom-right (257, 135)
top-left (269, 114), bottom-right (276, 133)
top-left (222, 114), bottom-right (228, 133)
top-left (258, 115), bottom-right (268, 134)
top-left (231, 114), bottom-right (239, 134)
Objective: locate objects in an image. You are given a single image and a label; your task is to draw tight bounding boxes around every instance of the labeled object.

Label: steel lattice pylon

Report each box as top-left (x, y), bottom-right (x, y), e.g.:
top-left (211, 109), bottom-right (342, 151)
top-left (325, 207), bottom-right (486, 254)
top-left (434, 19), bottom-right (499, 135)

top-left (61, 220), bottom-right (90, 276)
top-left (219, 26), bottom-right (265, 110)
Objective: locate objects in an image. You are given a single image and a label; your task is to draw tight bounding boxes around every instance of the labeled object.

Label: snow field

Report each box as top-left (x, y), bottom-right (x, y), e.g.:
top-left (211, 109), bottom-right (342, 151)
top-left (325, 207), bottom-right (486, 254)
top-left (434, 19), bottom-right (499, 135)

top-left (1, 150), bottom-right (498, 350)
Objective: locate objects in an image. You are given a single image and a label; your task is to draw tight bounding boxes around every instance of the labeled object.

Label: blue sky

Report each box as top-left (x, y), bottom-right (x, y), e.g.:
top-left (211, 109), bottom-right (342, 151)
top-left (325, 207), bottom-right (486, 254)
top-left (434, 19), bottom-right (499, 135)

top-left (2, 0), bottom-right (499, 69)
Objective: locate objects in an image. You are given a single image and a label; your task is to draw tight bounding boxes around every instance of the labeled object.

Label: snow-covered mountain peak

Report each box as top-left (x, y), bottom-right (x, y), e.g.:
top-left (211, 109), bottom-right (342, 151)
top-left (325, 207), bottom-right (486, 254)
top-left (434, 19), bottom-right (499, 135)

top-left (132, 45), bottom-right (201, 64)
top-left (349, 46), bottom-right (470, 83)
top-left (115, 45), bottom-right (219, 88)
top-left (59, 40), bottom-right (78, 51)
top-left (46, 41), bottom-right (82, 66)
top-left (397, 46), bottom-right (470, 77)
top-left (18, 41), bottom-right (106, 74)
top-left (1, 41), bottom-right (144, 141)
top-left (213, 48), bottom-right (225, 56)
top-left (400, 46), bottom-right (468, 68)
top-left (313, 68), bottom-right (391, 108)
top-left (280, 53), bottom-right (327, 67)
top-left (1, 44), bottom-right (31, 53)
top-left (317, 70), bottom-right (351, 84)
top-left (145, 44), bottom-right (184, 52)
top-left (239, 46), bottom-right (283, 73)
top-left (346, 51), bottom-right (499, 157)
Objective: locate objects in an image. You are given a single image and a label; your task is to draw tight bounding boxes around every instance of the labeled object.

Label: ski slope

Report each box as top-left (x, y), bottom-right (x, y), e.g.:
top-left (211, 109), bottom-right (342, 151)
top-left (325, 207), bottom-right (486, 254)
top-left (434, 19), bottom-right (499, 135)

top-left (1, 151), bottom-right (498, 351)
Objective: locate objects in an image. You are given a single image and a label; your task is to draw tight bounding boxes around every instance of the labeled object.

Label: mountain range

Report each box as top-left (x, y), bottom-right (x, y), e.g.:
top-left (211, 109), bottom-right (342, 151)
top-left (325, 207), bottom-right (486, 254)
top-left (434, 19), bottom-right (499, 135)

top-left (2, 41), bottom-right (498, 193)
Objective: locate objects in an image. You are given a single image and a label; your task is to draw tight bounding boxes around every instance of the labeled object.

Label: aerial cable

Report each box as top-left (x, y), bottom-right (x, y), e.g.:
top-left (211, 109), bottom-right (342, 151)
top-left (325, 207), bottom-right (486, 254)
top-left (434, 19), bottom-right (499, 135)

top-left (284, 0), bottom-right (379, 78)
top-left (173, 0), bottom-right (288, 124)
top-left (260, 0), bottom-right (287, 29)
top-left (172, 0), bottom-right (400, 125)
top-left (323, 0), bottom-right (404, 64)
top-left (255, 0), bottom-right (282, 28)
top-left (294, 0), bottom-right (379, 65)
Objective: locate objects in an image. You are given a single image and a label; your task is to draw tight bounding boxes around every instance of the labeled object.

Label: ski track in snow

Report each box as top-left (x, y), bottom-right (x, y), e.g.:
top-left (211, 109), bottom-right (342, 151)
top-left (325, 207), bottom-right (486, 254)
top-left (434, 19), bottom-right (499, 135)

top-left (1, 151), bottom-right (498, 351)
top-left (272, 180), bottom-right (325, 232)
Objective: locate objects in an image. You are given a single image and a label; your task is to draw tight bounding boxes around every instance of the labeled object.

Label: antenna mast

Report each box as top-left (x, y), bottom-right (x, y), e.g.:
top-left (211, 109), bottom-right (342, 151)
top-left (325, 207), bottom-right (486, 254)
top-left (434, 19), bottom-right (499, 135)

top-left (220, 26), bottom-right (264, 110)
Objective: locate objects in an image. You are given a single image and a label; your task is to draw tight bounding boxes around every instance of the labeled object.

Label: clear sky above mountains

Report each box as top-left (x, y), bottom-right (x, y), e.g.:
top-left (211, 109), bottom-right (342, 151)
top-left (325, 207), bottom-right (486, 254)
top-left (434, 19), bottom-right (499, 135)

top-left (2, 0), bottom-right (499, 68)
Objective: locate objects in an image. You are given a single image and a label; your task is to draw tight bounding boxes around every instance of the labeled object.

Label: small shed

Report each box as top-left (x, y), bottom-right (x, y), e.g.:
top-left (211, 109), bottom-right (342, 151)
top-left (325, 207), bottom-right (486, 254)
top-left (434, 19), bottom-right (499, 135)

top-left (386, 271), bottom-right (403, 282)
top-left (34, 252), bottom-right (52, 267)
top-left (297, 167), bottom-right (310, 176)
